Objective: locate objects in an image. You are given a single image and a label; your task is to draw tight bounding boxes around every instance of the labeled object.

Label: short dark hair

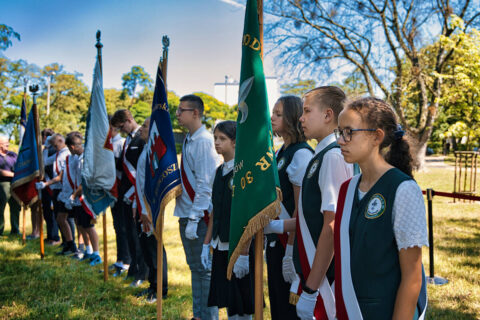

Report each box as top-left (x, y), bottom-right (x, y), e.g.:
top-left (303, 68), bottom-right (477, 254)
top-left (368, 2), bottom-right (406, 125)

top-left (41, 128), bottom-right (54, 138)
top-left (65, 131), bottom-right (83, 146)
top-left (214, 120), bottom-right (236, 141)
top-left (304, 86), bottom-right (346, 121)
top-left (180, 94), bottom-right (204, 116)
top-left (111, 109), bottom-right (132, 127)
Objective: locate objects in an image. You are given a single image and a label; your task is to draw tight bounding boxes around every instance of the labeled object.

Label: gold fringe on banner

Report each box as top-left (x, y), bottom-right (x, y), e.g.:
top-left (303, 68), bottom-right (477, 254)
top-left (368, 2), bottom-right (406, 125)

top-left (145, 185), bottom-right (182, 239)
top-left (226, 187), bottom-right (282, 280)
top-left (289, 292), bottom-right (299, 305)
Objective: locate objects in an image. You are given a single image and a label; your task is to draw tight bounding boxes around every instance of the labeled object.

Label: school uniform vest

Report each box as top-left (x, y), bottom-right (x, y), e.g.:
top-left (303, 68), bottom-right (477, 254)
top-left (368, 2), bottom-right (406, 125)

top-left (211, 165), bottom-right (234, 243)
top-left (293, 142), bottom-right (339, 282)
top-left (349, 168), bottom-right (411, 319)
top-left (267, 142), bottom-right (313, 244)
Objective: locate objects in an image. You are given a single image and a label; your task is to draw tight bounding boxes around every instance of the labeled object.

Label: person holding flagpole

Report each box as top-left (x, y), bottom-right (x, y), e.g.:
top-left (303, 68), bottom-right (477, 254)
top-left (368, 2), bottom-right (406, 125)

top-left (111, 109), bottom-right (148, 287)
top-left (201, 120), bottom-right (255, 320)
top-left (175, 94), bottom-right (220, 320)
top-left (333, 97), bottom-right (428, 319)
top-left (267, 96), bottom-right (313, 320)
top-left (132, 117), bottom-right (168, 303)
top-left (265, 86), bottom-right (354, 319)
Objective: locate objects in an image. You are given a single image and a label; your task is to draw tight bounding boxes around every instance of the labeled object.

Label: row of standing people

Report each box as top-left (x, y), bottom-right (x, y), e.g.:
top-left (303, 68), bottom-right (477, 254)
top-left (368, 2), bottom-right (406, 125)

top-left (176, 87), bottom-right (428, 320)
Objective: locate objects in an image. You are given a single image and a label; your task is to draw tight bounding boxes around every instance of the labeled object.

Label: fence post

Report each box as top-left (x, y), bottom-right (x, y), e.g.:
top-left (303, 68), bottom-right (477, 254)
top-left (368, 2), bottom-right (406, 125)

top-left (426, 188), bottom-right (448, 285)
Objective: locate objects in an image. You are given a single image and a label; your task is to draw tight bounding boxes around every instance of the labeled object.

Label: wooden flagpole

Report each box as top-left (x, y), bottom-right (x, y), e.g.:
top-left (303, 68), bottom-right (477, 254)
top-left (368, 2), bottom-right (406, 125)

top-left (30, 84), bottom-right (45, 259)
top-left (254, 1), bottom-right (264, 319)
top-left (156, 35), bottom-right (170, 320)
top-left (95, 30), bottom-right (109, 282)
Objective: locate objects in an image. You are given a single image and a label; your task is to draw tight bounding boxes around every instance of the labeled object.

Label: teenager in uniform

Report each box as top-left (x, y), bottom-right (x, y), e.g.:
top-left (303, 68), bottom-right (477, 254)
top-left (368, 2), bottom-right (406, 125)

top-left (41, 129), bottom-right (60, 245)
top-left (109, 120), bottom-right (129, 276)
top-left (333, 97), bottom-right (428, 320)
top-left (267, 96), bottom-right (313, 320)
top-left (265, 86), bottom-right (353, 320)
top-left (111, 109), bottom-right (148, 287)
top-left (175, 94), bottom-right (220, 320)
top-left (64, 132), bottom-right (102, 266)
top-left (36, 133), bottom-right (78, 255)
top-left (201, 120), bottom-right (254, 320)
top-left (133, 117), bottom-right (168, 303)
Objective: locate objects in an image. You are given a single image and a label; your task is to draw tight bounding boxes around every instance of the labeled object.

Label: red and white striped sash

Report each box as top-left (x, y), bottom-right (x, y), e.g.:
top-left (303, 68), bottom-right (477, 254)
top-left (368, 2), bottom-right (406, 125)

top-left (334, 175), bottom-right (363, 320)
top-left (291, 188), bottom-right (336, 320)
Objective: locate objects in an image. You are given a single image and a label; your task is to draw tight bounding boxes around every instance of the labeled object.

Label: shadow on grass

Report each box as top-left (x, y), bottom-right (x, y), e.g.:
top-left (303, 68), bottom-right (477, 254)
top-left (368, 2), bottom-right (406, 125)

top-left (427, 304), bottom-right (479, 320)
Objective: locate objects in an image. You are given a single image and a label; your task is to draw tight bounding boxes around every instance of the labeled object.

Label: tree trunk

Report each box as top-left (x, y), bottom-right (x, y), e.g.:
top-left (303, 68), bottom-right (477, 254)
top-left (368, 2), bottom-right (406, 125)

top-left (408, 133), bottom-right (429, 171)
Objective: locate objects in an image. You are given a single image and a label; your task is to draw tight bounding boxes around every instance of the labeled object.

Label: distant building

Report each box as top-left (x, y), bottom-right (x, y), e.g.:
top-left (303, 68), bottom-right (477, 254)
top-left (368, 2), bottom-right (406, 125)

top-left (214, 76), bottom-right (280, 114)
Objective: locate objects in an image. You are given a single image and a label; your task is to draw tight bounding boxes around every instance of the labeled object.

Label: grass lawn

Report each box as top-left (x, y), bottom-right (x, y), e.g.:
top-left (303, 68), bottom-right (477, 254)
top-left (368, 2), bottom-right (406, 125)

top-left (0, 165), bottom-right (479, 319)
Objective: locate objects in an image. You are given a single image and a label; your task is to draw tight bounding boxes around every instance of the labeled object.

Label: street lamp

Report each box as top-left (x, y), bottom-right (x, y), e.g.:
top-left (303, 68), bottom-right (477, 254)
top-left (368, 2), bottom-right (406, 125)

top-left (46, 71), bottom-right (55, 116)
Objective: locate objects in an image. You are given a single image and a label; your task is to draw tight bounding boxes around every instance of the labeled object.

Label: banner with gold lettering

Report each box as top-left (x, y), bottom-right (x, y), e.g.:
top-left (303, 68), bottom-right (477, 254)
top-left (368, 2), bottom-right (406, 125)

top-left (144, 61), bottom-right (181, 234)
top-left (227, 0), bottom-right (281, 278)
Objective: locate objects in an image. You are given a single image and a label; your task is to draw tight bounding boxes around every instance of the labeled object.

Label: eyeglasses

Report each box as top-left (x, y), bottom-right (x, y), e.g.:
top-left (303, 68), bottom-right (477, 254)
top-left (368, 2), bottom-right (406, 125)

top-left (334, 128), bottom-right (377, 142)
top-left (175, 108), bottom-right (195, 115)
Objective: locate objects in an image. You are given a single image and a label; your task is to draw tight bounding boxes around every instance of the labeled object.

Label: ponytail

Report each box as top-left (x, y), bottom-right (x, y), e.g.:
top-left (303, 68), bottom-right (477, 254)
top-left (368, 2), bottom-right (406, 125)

top-left (385, 137), bottom-right (413, 177)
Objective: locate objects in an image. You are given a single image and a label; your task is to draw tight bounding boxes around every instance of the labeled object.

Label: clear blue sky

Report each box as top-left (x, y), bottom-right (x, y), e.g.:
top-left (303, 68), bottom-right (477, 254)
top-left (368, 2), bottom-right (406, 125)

top-left (1, 0), bottom-right (276, 96)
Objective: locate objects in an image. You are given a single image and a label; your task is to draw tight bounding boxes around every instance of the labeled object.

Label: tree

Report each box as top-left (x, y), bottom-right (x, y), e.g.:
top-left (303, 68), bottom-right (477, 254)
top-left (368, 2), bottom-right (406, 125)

top-left (265, 0), bottom-right (480, 168)
top-left (193, 92), bottom-right (237, 129)
top-left (280, 79), bottom-right (316, 96)
top-left (0, 24), bottom-right (20, 51)
top-left (121, 66), bottom-right (153, 108)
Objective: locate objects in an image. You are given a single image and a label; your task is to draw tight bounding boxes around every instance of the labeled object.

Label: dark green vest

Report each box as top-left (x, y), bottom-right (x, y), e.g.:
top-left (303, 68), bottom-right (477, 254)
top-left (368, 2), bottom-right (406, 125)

top-left (293, 142), bottom-right (339, 283)
top-left (211, 165), bottom-right (234, 243)
top-left (349, 168), bottom-right (411, 319)
top-left (267, 142), bottom-right (313, 243)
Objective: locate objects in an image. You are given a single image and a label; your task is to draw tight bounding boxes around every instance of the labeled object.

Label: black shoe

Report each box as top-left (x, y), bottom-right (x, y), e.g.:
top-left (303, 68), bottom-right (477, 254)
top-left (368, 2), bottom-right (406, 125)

top-left (146, 291), bottom-right (157, 304)
top-left (135, 288), bottom-right (150, 298)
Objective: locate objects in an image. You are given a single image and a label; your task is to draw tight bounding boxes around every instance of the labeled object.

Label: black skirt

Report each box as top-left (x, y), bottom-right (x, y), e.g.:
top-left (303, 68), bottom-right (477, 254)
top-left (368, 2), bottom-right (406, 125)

top-left (208, 247), bottom-right (255, 316)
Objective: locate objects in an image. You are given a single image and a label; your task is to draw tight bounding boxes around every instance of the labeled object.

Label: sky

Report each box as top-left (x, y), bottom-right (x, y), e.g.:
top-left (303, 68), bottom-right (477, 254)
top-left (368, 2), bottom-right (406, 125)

top-left (1, 0), bottom-right (278, 97)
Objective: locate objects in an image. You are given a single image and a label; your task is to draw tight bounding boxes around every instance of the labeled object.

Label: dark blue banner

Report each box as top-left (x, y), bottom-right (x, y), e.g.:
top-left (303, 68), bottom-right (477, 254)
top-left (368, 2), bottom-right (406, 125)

top-left (12, 107), bottom-right (40, 206)
top-left (144, 63), bottom-right (181, 232)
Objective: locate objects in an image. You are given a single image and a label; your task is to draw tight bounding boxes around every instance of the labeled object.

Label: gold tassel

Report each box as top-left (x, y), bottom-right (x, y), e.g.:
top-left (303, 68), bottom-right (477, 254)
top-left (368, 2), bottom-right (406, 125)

top-left (289, 292), bottom-right (299, 305)
top-left (227, 187), bottom-right (283, 280)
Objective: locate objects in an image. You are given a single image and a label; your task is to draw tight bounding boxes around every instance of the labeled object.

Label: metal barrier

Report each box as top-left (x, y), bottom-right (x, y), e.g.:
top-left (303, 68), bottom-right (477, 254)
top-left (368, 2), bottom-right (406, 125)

top-left (422, 189), bottom-right (480, 285)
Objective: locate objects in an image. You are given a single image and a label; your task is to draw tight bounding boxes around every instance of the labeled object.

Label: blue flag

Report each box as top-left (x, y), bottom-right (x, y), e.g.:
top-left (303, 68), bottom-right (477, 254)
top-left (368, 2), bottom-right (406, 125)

top-left (80, 55), bottom-right (117, 219)
top-left (12, 106), bottom-right (40, 207)
top-left (19, 93), bottom-right (27, 144)
top-left (144, 62), bottom-right (181, 233)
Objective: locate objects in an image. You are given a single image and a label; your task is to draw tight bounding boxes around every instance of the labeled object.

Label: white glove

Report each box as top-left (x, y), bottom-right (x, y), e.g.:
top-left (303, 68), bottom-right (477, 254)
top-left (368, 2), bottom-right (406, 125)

top-left (264, 220), bottom-right (284, 234)
top-left (282, 244), bottom-right (297, 283)
top-left (35, 182), bottom-right (46, 190)
top-left (233, 255), bottom-right (249, 279)
top-left (201, 244), bottom-right (211, 270)
top-left (185, 219), bottom-right (199, 240)
top-left (296, 290), bottom-right (318, 320)
top-left (69, 195), bottom-right (75, 207)
top-left (65, 200), bottom-right (72, 210)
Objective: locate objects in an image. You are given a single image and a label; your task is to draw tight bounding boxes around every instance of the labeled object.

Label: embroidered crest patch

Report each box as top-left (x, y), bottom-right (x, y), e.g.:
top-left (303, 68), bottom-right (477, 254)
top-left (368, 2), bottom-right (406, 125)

top-left (229, 176), bottom-right (234, 190)
top-left (277, 157), bottom-right (285, 170)
top-left (365, 193), bottom-right (386, 219)
top-left (307, 160), bottom-right (319, 178)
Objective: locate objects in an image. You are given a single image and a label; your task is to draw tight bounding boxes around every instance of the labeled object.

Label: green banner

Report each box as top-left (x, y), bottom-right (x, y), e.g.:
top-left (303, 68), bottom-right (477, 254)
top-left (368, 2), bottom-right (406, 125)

top-left (227, 0), bottom-right (281, 279)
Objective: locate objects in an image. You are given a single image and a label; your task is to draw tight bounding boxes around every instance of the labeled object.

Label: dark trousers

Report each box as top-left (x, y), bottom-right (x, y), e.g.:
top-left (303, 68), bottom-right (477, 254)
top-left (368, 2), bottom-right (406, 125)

top-left (52, 189), bottom-right (75, 244)
top-left (122, 200), bottom-right (147, 280)
top-left (111, 200), bottom-right (130, 264)
top-left (0, 181), bottom-right (20, 235)
top-left (266, 240), bottom-right (300, 320)
top-left (42, 189), bottom-right (59, 241)
top-left (139, 232), bottom-right (168, 296)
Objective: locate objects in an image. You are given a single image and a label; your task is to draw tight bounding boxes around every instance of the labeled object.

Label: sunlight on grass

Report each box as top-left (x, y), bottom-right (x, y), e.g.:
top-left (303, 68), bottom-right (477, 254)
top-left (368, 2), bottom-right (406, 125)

top-left (0, 164), bottom-right (478, 319)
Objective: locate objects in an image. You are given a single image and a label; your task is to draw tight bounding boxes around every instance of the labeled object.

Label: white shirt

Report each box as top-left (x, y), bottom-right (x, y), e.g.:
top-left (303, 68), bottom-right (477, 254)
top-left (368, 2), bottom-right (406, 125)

top-left (51, 147), bottom-right (70, 190)
top-left (315, 133), bottom-right (354, 213)
top-left (210, 159), bottom-right (234, 251)
top-left (58, 154), bottom-right (81, 206)
top-left (358, 180), bottom-right (429, 251)
top-left (112, 133), bottom-right (125, 159)
top-left (286, 147), bottom-right (313, 186)
top-left (174, 125), bottom-right (220, 219)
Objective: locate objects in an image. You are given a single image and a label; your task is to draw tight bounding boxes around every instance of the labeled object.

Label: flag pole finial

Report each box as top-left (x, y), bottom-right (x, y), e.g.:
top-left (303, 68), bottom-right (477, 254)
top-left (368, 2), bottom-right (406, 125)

top-left (29, 84), bottom-right (39, 103)
top-left (96, 30), bottom-right (103, 52)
